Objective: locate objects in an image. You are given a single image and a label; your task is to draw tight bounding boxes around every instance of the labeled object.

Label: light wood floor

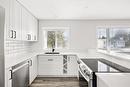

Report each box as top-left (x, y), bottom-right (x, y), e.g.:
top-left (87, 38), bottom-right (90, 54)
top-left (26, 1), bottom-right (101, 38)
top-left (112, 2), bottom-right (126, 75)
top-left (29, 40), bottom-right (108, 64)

top-left (30, 77), bottom-right (80, 87)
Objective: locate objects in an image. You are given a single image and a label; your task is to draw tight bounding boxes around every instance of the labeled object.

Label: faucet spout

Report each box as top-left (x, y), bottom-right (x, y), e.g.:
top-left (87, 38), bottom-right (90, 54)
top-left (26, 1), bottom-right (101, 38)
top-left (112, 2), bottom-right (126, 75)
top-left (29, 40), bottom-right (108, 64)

top-left (52, 48), bottom-right (55, 52)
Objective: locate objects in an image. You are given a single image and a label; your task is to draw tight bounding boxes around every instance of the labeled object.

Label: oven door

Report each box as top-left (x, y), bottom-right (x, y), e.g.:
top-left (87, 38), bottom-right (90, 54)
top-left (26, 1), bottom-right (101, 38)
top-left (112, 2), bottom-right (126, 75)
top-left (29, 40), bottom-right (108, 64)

top-left (79, 69), bottom-right (92, 87)
top-left (79, 70), bottom-right (88, 87)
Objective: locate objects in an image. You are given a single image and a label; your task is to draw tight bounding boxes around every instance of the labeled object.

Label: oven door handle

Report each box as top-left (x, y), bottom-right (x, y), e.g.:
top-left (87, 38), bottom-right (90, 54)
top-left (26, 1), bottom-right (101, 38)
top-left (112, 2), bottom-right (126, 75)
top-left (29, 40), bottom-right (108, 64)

top-left (79, 69), bottom-right (90, 82)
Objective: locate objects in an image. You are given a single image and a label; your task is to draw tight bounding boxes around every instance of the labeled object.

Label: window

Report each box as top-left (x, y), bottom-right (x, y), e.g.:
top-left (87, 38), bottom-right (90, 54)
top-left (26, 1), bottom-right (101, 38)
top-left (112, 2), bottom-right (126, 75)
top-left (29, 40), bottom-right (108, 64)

top-left (97, 27), bottom-right (130, 52)
top-left (109, 27), bottom-right (130, 51)
top-left (97, 27), bottom-right (107, 50)
top-left (43, 27), bottom-right (70, 49)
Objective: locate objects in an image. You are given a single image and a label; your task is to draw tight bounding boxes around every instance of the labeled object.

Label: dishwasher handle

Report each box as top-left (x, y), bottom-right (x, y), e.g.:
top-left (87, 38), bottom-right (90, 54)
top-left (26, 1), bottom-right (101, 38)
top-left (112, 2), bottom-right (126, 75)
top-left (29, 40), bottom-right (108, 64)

top-left (12, 62), bottom-right (29, 73)
top-left (9, 70), bottom-right (13, 80)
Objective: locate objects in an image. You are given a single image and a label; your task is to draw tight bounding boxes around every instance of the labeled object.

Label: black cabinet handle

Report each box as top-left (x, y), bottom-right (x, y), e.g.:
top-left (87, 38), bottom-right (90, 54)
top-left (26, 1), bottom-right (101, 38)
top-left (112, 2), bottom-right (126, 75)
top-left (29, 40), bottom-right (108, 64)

top-left (14, 31), bottom-right (16, 39)
top-left (9, 70), bottom-right (13, 80)
top-left (10, 30), bottom-right (13, 38)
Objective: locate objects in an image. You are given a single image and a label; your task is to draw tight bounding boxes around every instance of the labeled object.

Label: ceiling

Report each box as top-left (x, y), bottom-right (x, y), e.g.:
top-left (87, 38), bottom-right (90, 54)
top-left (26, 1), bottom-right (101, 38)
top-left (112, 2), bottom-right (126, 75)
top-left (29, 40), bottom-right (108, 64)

top-left (18, 0), bottom-right (130, 20)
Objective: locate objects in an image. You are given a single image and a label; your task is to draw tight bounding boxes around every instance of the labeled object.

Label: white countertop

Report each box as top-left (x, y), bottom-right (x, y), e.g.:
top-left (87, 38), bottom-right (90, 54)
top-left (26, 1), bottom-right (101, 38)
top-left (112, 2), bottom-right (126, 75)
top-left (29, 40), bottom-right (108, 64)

top-left (97, 50), bottom-right (130, 61)
top-left (5, 50), bottom-right (103, 68)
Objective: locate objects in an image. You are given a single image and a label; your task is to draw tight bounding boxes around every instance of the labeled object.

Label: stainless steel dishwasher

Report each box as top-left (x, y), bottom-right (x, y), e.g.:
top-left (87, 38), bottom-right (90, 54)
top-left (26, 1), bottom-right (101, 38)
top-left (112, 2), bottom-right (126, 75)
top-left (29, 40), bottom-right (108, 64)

top-left (11, 60), bottom-right (29, 87)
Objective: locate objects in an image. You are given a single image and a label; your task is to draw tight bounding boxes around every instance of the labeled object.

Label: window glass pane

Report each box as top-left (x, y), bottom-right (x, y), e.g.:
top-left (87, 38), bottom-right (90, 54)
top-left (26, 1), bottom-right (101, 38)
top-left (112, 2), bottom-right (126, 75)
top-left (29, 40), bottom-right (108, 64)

top-left (110, 28), bottom-right (130, 52)
top-left (47, 31), bottom-right (56, 48)
top-left (57, 30), bottom-right (69, 49)
top-left (97, 28), bottom-right (107, 50)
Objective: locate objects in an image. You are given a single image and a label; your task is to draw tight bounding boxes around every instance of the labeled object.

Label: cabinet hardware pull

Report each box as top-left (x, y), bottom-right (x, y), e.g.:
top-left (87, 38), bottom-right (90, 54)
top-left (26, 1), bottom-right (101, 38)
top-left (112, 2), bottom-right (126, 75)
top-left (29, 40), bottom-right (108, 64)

top-left (29, 60), bottom-right (32, 66)
top-left (10, 30), bottom-right (13, 38)
top-left (14, 31), bottom-right (16, 39)
top-left (48, 59), bottom-right (53, 61)
top-left (30, 34), bottom-right (31, 40)
top-left (9, 70), bottom-right (13, 80)
top-left (27, 34), bottom-right (29, 40)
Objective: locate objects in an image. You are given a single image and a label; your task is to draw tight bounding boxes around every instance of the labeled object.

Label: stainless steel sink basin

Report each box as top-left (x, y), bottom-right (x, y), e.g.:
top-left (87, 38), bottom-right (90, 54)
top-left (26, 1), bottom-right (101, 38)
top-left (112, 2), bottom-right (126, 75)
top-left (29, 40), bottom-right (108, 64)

top-left (45, 52), bottom-right (60, 54)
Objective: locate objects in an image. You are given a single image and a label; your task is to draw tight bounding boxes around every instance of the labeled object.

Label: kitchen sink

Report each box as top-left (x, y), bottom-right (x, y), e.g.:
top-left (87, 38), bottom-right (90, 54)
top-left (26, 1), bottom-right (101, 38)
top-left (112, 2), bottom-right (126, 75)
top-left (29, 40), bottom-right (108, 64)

top-left (45, 52), bottom-right (60, 54)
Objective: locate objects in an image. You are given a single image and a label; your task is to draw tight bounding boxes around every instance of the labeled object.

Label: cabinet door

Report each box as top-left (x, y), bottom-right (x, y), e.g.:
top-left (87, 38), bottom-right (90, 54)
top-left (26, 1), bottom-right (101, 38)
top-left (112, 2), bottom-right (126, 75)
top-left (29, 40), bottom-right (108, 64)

top-left (29, 56), bottom-right (37, 84)
top-left (28, 15), bottom-right (38, 41)
top-left (67, 55), bottom-right (78, 76)
top-left (38, 55), bottom-right (63, 76)
top-left (33, 17), bottom-right (38, 41)
top-left (21, 7), bottom-right (29, 41)
top-left (7, 0), bottom-right (21, 40)
top-left (32, 17), bottom-right (38, 41)
top-left (13, 0), bottom-right (21, 40)
top-left (8, 0), bottom-right (15, 39)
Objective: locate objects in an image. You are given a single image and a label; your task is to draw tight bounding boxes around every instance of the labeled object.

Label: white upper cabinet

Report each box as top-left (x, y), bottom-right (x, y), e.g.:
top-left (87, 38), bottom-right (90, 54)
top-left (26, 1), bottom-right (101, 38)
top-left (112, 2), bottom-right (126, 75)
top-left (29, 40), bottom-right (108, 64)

top-left (6, 0), bottom-right (38, 41)
top-left (21, 6), bottom-right (29, 41)
top-left (8, 0), bottom-right (21, 40)
top-left (21, 6), bottom-right (38, 41)
top-left (32, 16), bottom-right (38, 41)
top-left (14, 0), bottom-right (21, 40)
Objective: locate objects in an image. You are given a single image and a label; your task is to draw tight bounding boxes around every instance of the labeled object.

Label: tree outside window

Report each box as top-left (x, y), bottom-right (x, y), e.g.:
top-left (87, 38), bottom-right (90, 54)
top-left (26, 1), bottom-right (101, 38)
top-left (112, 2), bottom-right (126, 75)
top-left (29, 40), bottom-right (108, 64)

top-left (43, 27), bottom-right (70, 49)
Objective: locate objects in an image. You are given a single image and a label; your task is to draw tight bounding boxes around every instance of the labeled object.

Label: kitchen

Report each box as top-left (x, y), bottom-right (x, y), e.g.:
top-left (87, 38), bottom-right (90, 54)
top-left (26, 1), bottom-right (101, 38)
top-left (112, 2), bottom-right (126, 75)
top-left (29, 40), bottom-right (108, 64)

top-left (1, 0), bottom-right (130, 87)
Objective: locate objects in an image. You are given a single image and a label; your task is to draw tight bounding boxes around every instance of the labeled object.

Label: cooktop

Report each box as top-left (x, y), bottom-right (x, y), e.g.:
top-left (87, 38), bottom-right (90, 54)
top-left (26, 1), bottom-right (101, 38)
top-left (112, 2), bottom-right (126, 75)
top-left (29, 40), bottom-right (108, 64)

top-left (81, 59), bottom-right (130, 73)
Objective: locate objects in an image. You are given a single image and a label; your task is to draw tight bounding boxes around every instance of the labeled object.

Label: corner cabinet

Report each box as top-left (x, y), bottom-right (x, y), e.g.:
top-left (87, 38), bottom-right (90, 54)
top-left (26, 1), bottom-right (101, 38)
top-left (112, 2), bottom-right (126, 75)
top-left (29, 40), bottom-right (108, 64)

top-left (6, 0), bottom-right (38, 41)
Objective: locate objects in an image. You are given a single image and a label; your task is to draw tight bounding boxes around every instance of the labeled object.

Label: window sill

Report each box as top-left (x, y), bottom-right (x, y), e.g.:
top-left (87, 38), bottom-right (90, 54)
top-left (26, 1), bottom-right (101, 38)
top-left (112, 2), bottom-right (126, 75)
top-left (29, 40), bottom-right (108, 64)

top-left (97, 49), bottom-right (130, 61)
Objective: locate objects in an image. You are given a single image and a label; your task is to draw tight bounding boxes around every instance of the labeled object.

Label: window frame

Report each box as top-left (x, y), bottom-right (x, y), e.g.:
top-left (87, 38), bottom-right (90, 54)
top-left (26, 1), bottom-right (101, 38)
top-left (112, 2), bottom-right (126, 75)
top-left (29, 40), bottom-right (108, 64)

top-left (96, 26), bottom-right (130, 53)
top-left (42, 27), bottom-right (70, 50)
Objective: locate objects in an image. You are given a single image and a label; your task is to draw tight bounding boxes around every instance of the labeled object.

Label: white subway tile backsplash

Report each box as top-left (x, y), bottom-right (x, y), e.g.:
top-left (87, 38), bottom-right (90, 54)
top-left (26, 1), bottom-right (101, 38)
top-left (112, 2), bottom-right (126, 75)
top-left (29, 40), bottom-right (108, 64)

top-left (5, 40), bottom-right (33, 56)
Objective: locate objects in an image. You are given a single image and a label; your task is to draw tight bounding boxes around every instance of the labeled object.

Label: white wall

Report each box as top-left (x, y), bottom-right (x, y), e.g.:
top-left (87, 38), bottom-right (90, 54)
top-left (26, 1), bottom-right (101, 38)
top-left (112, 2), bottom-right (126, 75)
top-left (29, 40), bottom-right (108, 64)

top-left (34, 20), bottom-right (130, 52)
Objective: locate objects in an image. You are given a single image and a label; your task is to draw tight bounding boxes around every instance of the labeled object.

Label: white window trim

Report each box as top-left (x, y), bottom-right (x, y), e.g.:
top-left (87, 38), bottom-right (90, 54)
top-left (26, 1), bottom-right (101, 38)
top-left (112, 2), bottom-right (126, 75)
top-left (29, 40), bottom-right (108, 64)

top-left (42, 27), bottom-right (70, 50)
top-left (96, 26), bottom-right (130, 52)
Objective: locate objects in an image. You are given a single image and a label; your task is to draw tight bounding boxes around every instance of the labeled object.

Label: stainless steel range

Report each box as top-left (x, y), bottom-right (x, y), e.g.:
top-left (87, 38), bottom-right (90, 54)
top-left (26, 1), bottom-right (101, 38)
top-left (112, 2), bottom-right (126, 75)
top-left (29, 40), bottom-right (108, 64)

top-left (78, 59), bottom-right (130, 87)
top-left (78, 59), bottom-right (96, 87)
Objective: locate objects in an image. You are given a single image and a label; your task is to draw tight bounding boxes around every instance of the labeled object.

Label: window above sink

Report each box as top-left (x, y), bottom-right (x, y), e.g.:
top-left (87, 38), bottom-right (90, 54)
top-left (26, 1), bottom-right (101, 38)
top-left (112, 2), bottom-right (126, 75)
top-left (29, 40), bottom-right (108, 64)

top-left (42, 27), bottom-right (70, 50)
